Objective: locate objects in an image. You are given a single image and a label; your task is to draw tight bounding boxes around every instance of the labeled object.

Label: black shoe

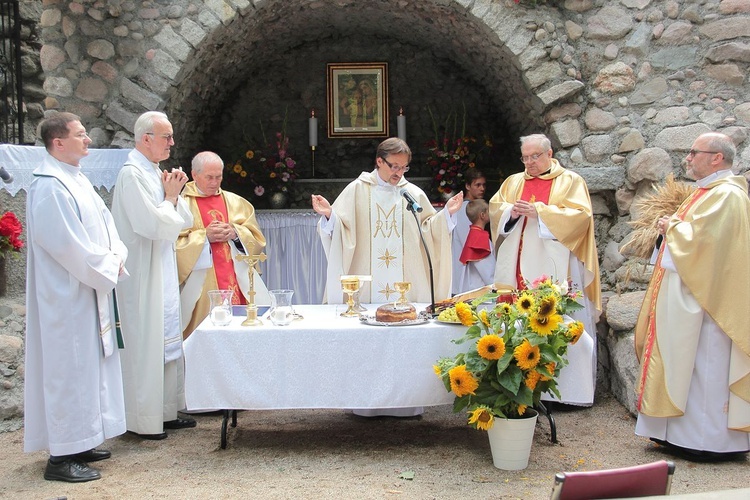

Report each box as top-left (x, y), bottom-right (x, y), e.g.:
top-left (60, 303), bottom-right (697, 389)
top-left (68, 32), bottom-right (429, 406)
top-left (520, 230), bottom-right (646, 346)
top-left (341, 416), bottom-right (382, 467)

top-left (72, 448), bottom-right (111, 462)
top-left (44, 458), bottom-right (101, 483)
top-left (650, 438), bottom-right (747, 462)
top-left (163, 417), bottom-right (197, 429)
top-left (129, 431), bottom-right (168, 440)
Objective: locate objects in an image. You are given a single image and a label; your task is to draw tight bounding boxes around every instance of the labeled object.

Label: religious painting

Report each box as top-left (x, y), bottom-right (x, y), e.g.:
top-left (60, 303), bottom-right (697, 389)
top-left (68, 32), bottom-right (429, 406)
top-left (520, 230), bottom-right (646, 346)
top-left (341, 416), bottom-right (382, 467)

top-left (326, 62), bottom-right (389, 138)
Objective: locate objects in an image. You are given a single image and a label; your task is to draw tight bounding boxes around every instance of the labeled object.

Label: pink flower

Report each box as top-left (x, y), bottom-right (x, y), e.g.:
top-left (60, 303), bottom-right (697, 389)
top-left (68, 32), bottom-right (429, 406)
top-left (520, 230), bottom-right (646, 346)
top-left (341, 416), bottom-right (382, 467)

top-left (254, 185), bottom-right (265, 196)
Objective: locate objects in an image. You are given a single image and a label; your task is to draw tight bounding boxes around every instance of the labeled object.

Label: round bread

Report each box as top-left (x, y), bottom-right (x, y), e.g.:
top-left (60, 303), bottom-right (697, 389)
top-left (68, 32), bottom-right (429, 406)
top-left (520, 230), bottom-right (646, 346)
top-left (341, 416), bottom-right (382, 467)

top-left (375, 303), bottom-right (417, 323)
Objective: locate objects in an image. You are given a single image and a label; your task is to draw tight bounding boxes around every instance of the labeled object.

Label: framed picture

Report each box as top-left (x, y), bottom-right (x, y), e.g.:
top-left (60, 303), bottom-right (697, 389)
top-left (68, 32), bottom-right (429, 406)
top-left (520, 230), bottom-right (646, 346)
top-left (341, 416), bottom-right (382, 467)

top-left (327, 62), bottom-right (389, 138)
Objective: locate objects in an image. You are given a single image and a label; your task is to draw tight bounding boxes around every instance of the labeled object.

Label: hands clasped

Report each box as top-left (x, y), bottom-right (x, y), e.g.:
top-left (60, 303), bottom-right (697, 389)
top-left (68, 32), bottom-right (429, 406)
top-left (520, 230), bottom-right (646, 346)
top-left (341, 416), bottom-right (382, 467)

top-left (162, 167), bottom-right (188, 205)
top-left (206, 220), bottom-right (236, 243)
top-left (511, 199), bottom-right (538, 219)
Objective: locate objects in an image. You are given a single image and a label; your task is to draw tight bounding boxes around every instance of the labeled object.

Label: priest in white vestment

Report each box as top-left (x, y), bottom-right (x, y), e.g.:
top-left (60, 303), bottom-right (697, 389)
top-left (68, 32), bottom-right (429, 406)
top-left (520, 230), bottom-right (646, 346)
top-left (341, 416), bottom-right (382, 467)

top-left (25, 113), bottom-right (128, 482)
top-left (312, 137), bottom-right (463, 417)
top-left (112, 112), bottom-right (195, 439)
top-left (177, 151), bottom-right (269, 339)
top-left (489, 134), bottom-right (601, 407)
top-left (635, 132), bottom-right (750, 461)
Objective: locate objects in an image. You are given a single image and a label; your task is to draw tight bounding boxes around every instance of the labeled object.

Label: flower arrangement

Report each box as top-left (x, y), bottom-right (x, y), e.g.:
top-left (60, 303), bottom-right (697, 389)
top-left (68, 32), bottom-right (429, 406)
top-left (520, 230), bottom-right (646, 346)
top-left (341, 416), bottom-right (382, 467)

top-left (0, 211), bottom-right (24, 258)
top-left (434, 276), bottom-right (584, 430)
top-left (426, 106), bottom-right (491, 200)
top-left (226, 112), bottom-right (298, 202)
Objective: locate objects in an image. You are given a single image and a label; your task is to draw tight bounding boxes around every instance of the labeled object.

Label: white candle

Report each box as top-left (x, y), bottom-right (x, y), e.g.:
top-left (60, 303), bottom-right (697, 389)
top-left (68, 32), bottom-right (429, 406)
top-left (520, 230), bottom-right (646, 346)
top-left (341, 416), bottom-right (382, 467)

top-left (397, 108), bottom-right (406, 141)
top-left (210, 306), bottom-right (230, 326)
top-left (309, 111), bottom-right (318, 147)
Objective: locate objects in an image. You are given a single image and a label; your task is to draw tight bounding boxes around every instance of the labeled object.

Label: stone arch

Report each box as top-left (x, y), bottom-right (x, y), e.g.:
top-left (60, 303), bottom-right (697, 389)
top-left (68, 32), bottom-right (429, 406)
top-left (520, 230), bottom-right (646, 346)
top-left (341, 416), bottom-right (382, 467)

top-left (81, 1), bottom-right (583, 175)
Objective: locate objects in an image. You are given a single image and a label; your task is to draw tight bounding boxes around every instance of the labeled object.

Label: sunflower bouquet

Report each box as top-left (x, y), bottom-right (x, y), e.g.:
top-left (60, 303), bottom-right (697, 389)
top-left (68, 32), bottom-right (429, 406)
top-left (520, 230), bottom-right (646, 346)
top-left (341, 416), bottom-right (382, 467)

top-left (434, 276), bottom-right (584, 430)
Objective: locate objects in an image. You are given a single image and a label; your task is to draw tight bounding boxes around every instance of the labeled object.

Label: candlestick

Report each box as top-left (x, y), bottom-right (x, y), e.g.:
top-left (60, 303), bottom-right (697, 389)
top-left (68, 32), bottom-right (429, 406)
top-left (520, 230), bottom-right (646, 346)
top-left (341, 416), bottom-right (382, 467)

top-left (397, 107), bottom-right (406, 141)
top-left (309, 109), bottom-right (318, 148)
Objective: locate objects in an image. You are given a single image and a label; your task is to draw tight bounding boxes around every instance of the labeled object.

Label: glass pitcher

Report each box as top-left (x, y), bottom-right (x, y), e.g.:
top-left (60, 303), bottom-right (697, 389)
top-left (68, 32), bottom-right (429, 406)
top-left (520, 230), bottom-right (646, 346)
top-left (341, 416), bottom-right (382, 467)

top-left (269, 289), bottom-right (295, 326)
top-left (208, 289), bottom-right (234, 326)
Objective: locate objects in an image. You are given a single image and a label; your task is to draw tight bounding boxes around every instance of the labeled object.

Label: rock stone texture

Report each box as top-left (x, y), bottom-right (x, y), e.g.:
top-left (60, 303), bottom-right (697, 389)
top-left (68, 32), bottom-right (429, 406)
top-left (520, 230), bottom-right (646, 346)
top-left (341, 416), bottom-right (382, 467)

top-left (2, 0), bottom-right (749, 420)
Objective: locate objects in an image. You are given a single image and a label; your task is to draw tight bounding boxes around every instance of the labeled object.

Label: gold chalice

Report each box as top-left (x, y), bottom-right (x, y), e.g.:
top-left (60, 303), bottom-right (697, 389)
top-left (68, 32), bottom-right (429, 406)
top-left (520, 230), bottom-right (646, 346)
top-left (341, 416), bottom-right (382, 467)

top-left (340, 277), bottom-right (361, 317)
top-left (393, 281), bottom-right (411, 306)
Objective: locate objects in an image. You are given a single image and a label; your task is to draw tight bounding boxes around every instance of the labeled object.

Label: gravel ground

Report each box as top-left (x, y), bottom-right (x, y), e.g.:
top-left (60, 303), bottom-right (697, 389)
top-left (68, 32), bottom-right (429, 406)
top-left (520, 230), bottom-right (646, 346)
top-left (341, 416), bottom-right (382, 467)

top-left (1, 393), bottom-right (747, 499)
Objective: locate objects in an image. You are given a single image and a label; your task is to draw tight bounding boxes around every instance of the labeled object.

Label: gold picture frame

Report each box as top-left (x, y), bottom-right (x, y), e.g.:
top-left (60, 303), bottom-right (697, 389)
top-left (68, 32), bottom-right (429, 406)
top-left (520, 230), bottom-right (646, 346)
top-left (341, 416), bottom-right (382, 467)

top-left (326, 62), bottom-right (389, 138)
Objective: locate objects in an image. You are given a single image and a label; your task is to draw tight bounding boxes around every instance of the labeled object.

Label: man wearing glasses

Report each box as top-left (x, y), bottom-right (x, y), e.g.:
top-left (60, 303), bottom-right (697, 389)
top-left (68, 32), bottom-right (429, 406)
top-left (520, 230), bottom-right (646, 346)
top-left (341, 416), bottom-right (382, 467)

top-left (489, 133), bottom-right (600, 407)
top-left (112, 111), bottom-right (195, 440)
top-left (635, 132), bottom-right (750, 461)
top-left (312, 137), bottom-right (463, 307)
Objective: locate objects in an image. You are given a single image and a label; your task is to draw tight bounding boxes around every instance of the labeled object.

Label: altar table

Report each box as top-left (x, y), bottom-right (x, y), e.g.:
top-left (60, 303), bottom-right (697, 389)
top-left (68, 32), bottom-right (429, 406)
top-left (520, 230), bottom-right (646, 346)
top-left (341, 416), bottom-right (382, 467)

top-left (184, 304), bottom-right (465, 447)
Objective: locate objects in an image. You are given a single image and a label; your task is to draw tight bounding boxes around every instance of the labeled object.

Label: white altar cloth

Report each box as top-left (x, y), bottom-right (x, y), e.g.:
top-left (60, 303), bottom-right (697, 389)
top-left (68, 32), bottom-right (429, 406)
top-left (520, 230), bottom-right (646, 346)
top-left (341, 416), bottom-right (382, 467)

top-left (0, 144), bottom-right (131, 195)
top-left (184, 304), bottom-right (465, 411)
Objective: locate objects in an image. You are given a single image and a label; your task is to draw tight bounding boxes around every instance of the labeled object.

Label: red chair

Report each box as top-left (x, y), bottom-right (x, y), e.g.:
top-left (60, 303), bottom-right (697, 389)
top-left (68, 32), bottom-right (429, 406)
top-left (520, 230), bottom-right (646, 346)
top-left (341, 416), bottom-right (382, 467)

top-left (549, 460), bottom-right (675, 500)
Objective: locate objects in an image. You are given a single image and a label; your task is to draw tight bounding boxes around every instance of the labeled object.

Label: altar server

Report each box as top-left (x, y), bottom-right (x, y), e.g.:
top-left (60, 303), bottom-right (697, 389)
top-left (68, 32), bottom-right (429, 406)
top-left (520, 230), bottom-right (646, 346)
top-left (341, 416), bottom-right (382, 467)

top-left (25, 112), bottom-right (128, 482)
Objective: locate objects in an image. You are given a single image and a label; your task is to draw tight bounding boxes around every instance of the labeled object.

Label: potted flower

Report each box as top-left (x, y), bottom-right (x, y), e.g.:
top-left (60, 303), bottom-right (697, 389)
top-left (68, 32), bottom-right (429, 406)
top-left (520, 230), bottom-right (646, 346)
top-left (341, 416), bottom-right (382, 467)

top-left (434, 276), bottom-right (584, 470)
top-left (0, 211), bottom-right (24, 296)
top-left (225, 110), bottom-right (298, 209)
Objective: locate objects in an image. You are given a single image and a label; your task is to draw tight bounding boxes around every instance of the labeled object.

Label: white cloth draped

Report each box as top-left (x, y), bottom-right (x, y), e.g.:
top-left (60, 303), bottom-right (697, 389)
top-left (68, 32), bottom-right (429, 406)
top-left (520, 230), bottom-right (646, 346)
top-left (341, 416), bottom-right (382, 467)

top-left (256, 210), bottom-right (327, 305)
top-left (0, 144), bottom-right (131, 195)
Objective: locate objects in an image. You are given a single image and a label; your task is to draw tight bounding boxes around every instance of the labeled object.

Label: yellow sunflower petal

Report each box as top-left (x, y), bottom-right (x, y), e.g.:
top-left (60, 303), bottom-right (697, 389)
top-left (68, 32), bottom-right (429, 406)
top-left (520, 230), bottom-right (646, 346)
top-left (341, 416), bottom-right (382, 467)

top-left (514, 339), bottom-right (541, 370)
top-left (448, 365), bottom-right (478, 397)
top-left (515, 292), bottom-right (535, 314)
top-left (477, 334), bottom-right (505, 360)
top-left (468, 407), bottom-right (495, 431)
top-left (529, 313), bottom-right (563, 336)
top-left (455, 302), bottom-right (474, 326)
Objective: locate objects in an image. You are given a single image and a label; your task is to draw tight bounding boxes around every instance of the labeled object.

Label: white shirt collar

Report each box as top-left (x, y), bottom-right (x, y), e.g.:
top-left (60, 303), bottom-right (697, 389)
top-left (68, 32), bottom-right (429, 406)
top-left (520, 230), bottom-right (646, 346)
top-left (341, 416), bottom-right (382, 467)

top-left (697, 169), bottom-right (732, 188)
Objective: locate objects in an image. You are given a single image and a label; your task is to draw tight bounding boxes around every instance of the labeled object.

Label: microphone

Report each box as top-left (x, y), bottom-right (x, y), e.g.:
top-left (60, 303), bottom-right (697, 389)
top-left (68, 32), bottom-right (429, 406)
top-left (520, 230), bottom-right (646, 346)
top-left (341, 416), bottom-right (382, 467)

top-left (399, 188), bottom-right (423, 213)
top-left (0, 166), bottom-right (13, 184)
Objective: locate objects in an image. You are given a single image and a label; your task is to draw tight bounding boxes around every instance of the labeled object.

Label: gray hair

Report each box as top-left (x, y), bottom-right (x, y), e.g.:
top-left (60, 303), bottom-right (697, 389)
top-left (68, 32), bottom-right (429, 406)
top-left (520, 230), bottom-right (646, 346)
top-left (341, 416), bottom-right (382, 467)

top-left (701, 132), bottom-right (736, 165)
top-left (376, 137), bottom-right (412, 163)
top-left (191, 151), bottom-right (224, 174)
top-left (520, 134), bottom-right (552, 152)
top-left (134, 111), bottom-right (169, 143)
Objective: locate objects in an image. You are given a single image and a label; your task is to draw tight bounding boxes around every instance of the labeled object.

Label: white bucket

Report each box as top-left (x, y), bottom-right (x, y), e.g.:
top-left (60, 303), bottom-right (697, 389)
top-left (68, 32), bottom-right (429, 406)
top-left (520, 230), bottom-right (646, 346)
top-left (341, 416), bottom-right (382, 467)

top-left (485, 409), bottom-right (538, 470)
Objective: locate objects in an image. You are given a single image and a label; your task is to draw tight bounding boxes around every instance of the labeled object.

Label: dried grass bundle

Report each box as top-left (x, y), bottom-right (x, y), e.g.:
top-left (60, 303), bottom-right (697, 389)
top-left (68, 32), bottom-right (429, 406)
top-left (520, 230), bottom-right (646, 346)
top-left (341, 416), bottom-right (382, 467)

top-left (621, 174), bottom-right (696, 259)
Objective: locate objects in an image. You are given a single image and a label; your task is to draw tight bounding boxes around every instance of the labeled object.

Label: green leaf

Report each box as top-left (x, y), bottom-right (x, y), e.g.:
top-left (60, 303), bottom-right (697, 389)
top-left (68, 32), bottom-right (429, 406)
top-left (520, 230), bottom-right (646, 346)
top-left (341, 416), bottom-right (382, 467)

top-left (495, 350), bottom-right (513, 373)
top-left (498, 365), bottom-right (523, 395)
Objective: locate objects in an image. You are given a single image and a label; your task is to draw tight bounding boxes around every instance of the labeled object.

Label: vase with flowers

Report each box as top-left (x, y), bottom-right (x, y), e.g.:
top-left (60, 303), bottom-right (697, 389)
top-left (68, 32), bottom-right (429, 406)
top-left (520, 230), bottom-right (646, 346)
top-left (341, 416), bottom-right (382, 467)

top-left (434, 275), bottom-right (584, 469)
top-left (0, 211), bottom-right (24, 296)
top-left (226, 111), bottom-right (298, 208)
top-left (425, 106), bottom-right (491, 202)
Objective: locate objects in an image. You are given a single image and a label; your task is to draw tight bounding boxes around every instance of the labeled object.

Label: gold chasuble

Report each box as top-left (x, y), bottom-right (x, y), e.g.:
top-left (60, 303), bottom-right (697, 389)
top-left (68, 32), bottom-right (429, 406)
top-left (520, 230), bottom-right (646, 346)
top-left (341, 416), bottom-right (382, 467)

top-left (177, 182), bottom-right (266, 337)
top-left (635, 175), bottom-right (750, 432)
top-left (489, 159), bottom-right (601, 309)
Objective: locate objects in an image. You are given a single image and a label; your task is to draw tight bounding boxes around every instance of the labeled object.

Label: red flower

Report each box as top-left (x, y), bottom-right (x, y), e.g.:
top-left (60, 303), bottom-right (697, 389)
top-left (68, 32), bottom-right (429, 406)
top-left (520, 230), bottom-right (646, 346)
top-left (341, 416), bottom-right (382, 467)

top-left (0, 211), bottom-right (24, 256)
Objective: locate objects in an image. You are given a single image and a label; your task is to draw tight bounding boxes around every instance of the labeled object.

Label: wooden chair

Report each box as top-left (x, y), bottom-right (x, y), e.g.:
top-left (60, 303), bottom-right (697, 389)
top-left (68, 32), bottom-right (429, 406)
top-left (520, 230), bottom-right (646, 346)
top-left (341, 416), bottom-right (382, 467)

top-left (549, 460), bottom-right (675, 500)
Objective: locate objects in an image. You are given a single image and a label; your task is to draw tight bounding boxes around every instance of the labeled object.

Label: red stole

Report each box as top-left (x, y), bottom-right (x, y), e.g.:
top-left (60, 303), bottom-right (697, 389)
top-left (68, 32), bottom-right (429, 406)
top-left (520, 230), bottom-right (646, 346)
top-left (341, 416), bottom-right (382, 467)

top-left (196, 195), bottom-right (245, 304)
top-left (459, 225), bottom-right (491, 264)
top-left (515, 176), bottom-right (553, 289)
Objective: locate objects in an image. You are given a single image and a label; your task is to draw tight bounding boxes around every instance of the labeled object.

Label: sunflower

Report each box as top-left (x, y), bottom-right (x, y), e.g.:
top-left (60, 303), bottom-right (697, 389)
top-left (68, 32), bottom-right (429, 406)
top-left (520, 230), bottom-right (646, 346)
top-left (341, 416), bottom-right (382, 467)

top-left (448, 364), bottom-right (479, 397)
top-left (477, 334), bottom-right (505, 360)
top-left (524, 369), bottom-right (542, 390)
top-left (529, 313), bottom-right (563, 336)
top-left (479, 309), bottom-right (490, 327)
top-left (468, 406), bottom-right (495, 430)
top-left (433, 364), bottom-right (442, 376)
top-left (497, 303), bottom-right (512, 316)
top-left (514, 339), bottom-right (541, 370)
top-left (245, 150), bottom-right (255, 159)
top-left (455, 302), bottom-right (474, 326)
top-left (536, 295), bottom-right (558, 318)
top-left (515, 292), bottom-right (535, 314)
top-left (567, 320), bottom-right (584, 344)
top-left (541, 362), bottom-right (556, 382)
top-left (232, 163), bottom-right (243, 174)
top-left (517, 404), bottom-right (528, 416)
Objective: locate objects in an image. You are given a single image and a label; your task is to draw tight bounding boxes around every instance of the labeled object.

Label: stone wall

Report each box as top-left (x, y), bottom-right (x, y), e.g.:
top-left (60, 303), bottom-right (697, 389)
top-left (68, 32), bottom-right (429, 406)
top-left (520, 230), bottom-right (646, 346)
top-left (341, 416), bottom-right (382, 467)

top-left (1, 0), bottom-right (749, 425)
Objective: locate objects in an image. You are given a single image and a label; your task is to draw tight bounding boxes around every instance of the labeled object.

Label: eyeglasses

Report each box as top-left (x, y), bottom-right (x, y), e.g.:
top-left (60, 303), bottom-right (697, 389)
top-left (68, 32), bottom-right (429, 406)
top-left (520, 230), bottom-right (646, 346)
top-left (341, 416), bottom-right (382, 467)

top-left (520, 152), bottom-right (544, 163)
top-left (687, 149), bottom-right (719, 158)
top-left (382, 157), bottom-right (410, 173)
top-left (146, 132), bottom-right (174, 142)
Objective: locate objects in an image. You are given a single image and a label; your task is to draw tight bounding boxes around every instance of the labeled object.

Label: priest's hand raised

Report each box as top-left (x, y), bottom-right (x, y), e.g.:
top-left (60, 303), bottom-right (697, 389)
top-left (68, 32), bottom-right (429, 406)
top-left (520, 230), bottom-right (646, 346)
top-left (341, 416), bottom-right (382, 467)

top-left (445, 191), bottom-right (464, 215)
top-left (311, 194), bottom-right (332, 219)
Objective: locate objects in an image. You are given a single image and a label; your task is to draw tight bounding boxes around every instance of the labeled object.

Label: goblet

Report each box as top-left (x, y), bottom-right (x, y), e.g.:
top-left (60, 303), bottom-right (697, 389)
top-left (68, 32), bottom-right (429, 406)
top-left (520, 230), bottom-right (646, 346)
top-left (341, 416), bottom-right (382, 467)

top-left (340, 277), bottom-right (361, 317)
top-left (393, 281), bottom-right (411, 306)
